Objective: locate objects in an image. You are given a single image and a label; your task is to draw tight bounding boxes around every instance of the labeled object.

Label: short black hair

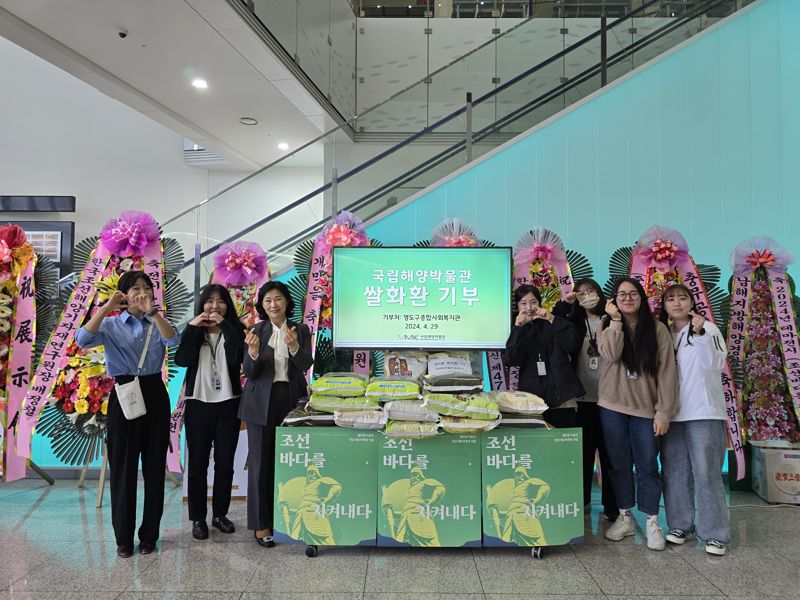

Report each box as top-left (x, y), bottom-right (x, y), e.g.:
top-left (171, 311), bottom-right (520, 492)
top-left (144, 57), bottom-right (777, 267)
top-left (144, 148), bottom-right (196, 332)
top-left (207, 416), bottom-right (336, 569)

top-left (198, 284), bottom-right (244, 330)
top-left (255, 281), bottom-right (295, 321)
top-left (118, 270), bottom-right (153, 294)
top-left (513, 284), bottom-right (542, 306)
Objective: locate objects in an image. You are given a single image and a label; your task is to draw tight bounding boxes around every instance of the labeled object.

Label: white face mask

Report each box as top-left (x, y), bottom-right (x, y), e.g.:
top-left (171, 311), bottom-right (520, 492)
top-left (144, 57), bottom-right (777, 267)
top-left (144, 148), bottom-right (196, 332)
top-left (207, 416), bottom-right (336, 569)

top-left (578, 292), bottom-right (600, 310)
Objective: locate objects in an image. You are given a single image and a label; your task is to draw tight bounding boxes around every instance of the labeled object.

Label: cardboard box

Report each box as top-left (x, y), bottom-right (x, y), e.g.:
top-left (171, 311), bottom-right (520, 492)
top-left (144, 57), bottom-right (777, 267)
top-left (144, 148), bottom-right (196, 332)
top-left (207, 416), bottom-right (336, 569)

top-left (750, 441), bottom-right (800, 504)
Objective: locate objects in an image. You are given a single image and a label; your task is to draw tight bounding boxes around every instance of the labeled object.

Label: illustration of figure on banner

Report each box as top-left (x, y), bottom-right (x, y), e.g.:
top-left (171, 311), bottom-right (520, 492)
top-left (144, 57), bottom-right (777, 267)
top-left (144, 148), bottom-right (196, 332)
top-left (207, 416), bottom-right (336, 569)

top-left (287, 464), bottom-right (342, 545)
top-left (382, 465), bottom-right (446, 547)
top-left (485, 465), bottom-right (550, 546)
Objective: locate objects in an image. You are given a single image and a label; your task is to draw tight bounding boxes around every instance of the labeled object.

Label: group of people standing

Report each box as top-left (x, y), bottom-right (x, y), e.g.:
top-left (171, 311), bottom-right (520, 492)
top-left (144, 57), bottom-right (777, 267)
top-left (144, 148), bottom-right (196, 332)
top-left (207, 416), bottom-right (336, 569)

top-left (76, 268), bottom-right (730, 559)
top-left (76, 272), bottom-right (311, 558)
top-left (505, 277), bottom-right (730, 555)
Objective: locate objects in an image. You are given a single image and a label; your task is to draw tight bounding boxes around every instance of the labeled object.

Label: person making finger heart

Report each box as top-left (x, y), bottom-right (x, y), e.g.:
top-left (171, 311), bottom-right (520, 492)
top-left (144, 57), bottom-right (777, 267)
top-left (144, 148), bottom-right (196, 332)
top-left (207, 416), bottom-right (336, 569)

top-left (504, 284), bottom-right (585, 428)
top-left (596, 277), bottom-right (677, 552)
top-left (239, 281), bottom-right (313, 548)
top-left (174, 284), bottom-right (245, 541)
top-left (76, 270), bottom-right (179, 559)
top-left (658, 284), bottom-right (730, 556)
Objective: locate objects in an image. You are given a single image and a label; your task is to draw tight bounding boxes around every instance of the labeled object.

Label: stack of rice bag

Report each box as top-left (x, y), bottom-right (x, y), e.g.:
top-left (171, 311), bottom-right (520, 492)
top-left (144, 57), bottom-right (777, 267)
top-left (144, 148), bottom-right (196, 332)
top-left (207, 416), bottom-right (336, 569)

top-left (307, 372), bottom-right (387, 430)
top-left (485, 390), bottom-right (549, 428)
top-left (383, 351), bottom-right (501, 438)
top-left (285, 351), bottom-right (546, 436)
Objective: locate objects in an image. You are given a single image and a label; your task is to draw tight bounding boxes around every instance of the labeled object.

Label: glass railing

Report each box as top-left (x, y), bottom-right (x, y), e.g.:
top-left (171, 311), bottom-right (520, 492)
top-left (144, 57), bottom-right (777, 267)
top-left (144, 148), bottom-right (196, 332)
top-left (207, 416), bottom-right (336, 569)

top-left (353, 1), bottom-right (708, 19)
top-left (161, 0), bottom-right (752, 324)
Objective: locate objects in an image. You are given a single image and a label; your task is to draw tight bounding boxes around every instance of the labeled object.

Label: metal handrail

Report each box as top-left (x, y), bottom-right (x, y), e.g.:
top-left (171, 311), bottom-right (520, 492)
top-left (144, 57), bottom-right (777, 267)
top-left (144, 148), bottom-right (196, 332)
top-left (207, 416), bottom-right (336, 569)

top-left (178, 0), bottom-right (682, 267)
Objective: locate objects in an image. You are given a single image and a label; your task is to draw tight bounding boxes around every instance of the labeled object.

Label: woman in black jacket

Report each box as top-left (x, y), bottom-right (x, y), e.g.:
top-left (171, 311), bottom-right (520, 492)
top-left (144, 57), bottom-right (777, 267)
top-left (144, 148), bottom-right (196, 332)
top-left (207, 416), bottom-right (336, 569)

top-left (505, 284), bottom-right (584, 428)
top-left (175, 284), bottom-right (245, 541)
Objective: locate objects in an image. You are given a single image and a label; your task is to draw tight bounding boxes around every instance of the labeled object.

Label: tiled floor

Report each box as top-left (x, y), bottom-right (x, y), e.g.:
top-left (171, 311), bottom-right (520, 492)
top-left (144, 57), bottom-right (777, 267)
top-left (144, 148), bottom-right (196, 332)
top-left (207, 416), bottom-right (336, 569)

top-left (1, 477), bottom-right (799, 599)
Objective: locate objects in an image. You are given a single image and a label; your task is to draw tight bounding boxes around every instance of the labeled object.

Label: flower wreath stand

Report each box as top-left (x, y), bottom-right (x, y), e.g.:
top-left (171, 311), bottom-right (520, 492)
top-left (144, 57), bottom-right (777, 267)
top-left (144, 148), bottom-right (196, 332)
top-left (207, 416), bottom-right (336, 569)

top-left (727, 237), bottom-right (800, 447)
top-left (17, 211), bottom-right (190, 504)
top-left (286, 212), bottom-right (384, 379)
top-left (1, 225), bottom-right (59, 483)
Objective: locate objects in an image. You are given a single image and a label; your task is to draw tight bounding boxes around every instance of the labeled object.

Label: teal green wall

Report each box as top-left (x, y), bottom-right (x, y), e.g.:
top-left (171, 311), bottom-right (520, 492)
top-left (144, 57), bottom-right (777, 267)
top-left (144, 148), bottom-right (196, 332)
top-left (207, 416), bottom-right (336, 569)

top-left (367, 0), bottom-right (800, 285)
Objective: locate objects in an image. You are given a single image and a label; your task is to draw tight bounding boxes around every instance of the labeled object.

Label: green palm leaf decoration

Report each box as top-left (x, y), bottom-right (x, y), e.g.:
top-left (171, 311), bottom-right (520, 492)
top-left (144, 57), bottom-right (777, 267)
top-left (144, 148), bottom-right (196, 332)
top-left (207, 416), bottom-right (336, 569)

top-left (33, 254), bottom-right (60, 367)
top-left (696, 263), bottom-right (721, 288)
top-left (604, 246), bottom-right (633, 296)
top-left (293, 239), bottom-right (316, 277)
top-left (164, 275), bottom-right (192, 326)
top-left (286, 274), bottom-right (309, 316)
top-left (565, 249), bottom-right (593, 283)
top-left (72, 236), bottom-right (99, 272)
top-left (36, 403), bottom-right (103, 466)
top-left (706, 285), bottom-right (728, 329)
top-left (162, 237), bottom-right (185, 275)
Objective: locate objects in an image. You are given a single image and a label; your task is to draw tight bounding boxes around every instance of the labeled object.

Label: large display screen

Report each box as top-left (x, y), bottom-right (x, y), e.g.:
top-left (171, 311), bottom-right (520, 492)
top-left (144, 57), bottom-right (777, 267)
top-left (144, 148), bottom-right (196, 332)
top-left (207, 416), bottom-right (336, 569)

top-left (332, 246), bottom-right (512, 350)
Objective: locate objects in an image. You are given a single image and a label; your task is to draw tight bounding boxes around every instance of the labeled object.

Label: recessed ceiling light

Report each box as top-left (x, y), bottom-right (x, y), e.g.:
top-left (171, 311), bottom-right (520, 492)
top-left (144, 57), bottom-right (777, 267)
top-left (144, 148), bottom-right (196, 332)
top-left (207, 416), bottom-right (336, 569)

top-left (239, 117), bottom-right (258, 126)
top-left (277, 142), bottom-right (290, 151)
top-left (191, 78), bottom-right (208, 89)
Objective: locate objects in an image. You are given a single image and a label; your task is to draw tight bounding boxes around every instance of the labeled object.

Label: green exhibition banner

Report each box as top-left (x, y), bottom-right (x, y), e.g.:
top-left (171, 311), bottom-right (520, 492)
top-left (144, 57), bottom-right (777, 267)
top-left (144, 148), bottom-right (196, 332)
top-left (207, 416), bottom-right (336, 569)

top-left (377, 434), bottom-right (482, 547)
top-left (481, 428), bottom-right (584, 547)
top-left (273, 427), bottom-right (378, 546)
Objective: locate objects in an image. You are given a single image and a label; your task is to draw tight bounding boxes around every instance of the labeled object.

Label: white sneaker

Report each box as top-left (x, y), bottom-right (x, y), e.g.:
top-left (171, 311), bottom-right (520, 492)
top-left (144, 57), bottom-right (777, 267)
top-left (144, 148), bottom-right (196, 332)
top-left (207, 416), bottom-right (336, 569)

top-left (705, 539), bottom-right (728, 556)
top-left (605, 514), bottom-right (635, 541)
top-left (646, 519), bottom-right (666, 551)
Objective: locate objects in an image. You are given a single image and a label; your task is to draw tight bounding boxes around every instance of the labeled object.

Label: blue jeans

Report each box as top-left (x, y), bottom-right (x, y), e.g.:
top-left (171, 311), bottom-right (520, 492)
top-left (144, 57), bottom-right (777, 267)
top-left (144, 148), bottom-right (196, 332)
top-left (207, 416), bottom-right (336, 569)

top-left (599, 407), bottom-right (662, 515)
top-left (662, 420), bottom-right (730, 543)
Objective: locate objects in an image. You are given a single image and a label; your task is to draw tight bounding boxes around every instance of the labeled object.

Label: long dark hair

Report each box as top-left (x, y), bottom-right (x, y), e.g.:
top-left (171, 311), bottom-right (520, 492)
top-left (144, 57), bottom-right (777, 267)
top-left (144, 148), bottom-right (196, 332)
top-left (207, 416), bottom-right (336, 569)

top-left (607, 277), bottom-right (659, 377)
top-left (659, 283), bottom-right (697, 346)
top-left (573, 277), bottom-right (606, 317)
top-left (512, 284), bottom-right (541, 325)
top-left (256, 281), bottom-right (295, 321)
top-left (197, 284), bottom-right (244, 331)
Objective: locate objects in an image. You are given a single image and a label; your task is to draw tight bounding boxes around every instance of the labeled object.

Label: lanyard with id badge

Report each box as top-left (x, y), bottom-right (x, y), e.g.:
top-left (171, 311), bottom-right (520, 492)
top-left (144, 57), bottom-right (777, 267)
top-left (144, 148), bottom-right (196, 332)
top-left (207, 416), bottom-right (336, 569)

top-left (206, 332), bottom-right (224, 391)
top-left (586, 318), bottom-right (600, 371)
top-left (536, 353), bottom-right (547, 376)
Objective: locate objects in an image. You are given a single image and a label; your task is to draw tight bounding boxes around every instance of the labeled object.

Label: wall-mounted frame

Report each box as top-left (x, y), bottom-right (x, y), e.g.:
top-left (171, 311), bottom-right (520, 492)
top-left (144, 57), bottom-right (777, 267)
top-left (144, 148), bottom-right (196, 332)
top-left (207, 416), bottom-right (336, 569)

top-left (3, 220), bottom-right (75, 277)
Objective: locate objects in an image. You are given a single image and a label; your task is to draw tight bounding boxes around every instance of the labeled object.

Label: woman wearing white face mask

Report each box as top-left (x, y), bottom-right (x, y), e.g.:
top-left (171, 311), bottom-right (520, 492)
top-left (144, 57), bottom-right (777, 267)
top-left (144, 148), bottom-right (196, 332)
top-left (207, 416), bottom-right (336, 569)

top-left (553, 278), bottom-right (618, 521)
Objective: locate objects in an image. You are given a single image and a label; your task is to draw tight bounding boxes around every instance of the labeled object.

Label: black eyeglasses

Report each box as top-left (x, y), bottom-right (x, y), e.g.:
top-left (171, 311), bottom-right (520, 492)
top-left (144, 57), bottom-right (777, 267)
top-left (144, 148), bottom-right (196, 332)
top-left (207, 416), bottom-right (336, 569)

top-left (615, 291), bottom-right (640, 300)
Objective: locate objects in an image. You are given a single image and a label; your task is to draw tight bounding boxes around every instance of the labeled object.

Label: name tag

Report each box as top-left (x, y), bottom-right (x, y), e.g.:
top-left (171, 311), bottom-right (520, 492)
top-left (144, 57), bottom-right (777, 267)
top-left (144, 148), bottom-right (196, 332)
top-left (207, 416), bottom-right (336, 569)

top-left (212, 375), bottom-right (222, 391)
top-left (588, 357), bottom-right (599, 371)
top-left (626, 369), bottom-right (639, 380)
top-left (537, 361), bottom-right (547, 376)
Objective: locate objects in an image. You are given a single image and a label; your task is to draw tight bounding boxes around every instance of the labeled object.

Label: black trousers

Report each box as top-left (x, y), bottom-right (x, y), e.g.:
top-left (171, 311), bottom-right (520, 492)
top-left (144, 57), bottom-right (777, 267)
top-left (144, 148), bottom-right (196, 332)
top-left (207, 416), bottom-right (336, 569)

top-left (184, 397), bottom-right (241, 521)
top-left (107, 373), bottom-right (170, 547)
top-left (542, 404), bottom-right (579, 428)
top-left (246, 381), bottom-right (291, 531)
top-left (577, 401), bottom-right (619, 517)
